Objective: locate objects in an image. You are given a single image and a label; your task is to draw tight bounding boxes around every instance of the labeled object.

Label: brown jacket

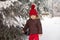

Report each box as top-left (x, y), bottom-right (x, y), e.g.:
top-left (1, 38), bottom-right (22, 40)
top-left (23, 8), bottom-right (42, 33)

top-left (23, 19), bottom-right (42, 34)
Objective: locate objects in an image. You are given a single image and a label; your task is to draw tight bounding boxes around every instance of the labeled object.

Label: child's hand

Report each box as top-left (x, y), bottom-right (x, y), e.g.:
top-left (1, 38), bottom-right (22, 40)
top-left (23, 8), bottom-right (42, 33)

top-left (22, 30), bottom-right (24, 33)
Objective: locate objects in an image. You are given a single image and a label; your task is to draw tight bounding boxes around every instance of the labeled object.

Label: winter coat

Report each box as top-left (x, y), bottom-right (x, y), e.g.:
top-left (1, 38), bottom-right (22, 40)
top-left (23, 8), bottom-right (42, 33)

top-left (23, 19), bottom-right (42, 34)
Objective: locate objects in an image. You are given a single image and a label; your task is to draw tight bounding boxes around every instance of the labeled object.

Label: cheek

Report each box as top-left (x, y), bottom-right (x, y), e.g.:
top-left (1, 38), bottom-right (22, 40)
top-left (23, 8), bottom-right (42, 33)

top-left (30, 15), bottom-right (36, 19)
top-left (33, 16), bottom-right (36, 18)
top-left (33, 17), bottom-right (35, 18)
top-left (31, 16), bottom-right (36, 19)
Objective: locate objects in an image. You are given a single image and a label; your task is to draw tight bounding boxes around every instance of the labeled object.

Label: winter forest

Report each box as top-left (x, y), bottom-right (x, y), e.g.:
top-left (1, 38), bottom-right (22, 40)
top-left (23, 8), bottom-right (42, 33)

top-left (0, 0), bottom-right (60, 40)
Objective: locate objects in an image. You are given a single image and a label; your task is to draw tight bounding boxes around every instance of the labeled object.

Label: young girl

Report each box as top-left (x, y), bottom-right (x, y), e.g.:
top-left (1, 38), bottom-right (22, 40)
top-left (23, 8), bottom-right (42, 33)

top-left (23, 4), bottom-right (42, 40)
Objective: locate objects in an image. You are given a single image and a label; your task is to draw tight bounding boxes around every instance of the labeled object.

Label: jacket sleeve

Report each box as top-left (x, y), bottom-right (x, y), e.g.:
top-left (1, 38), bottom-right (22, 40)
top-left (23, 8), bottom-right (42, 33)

top-left (23, 20), bottom-right (29, 33)
top-left (37, 19), bottom-right (42, 34)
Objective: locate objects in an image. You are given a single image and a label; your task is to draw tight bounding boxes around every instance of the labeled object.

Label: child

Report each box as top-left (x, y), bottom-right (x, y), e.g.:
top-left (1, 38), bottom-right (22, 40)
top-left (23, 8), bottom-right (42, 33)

top-left (23, 4), bottom-right (42, 40)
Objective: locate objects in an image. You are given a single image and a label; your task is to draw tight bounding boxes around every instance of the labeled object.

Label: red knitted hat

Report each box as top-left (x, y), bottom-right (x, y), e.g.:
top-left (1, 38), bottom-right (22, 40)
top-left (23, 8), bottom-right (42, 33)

top-left (29, 4), bottom-right (38, 16)
top-left (31, 4), bottom-right (35, 9)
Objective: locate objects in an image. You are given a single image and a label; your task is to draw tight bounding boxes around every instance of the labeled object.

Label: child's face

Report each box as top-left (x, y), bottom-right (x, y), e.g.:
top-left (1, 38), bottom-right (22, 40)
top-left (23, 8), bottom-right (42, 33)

top-left (31, 15), bottom-right (36, 19)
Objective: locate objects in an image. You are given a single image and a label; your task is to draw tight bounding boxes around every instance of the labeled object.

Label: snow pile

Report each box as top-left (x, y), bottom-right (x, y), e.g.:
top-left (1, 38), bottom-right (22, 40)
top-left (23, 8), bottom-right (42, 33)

top-left (41, 16), bottom-right (60, 40)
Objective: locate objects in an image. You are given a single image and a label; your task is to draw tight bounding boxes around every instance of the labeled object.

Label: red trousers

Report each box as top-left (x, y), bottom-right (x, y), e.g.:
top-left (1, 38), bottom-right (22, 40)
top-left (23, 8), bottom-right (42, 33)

top-left (29, 34), bottom-right (39, 40)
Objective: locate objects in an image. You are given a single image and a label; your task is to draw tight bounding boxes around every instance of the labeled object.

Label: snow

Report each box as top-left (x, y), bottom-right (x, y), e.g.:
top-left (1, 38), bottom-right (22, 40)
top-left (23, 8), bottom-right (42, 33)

top-left (0, 1), bottom-right (13, 9)
top-left (40, 16), bottom-right (60, 40)
top-left (8, 0), bottom-right (18, 2)
top-left (0, 0), bottom-right (20, 9)
top-left (47, 0), bottom-right (60, 16)
top-left (15, 16), bottom-right (26, 28)
top-left (30, 0), bottom-right (35, 2)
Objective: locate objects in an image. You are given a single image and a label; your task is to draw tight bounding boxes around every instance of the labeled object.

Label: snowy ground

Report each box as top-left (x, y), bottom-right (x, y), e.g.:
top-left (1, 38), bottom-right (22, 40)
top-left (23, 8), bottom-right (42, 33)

top-left (24, 16), bottom-right (60, 40)
top-left (40, 16), bottom-right (60, 40)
